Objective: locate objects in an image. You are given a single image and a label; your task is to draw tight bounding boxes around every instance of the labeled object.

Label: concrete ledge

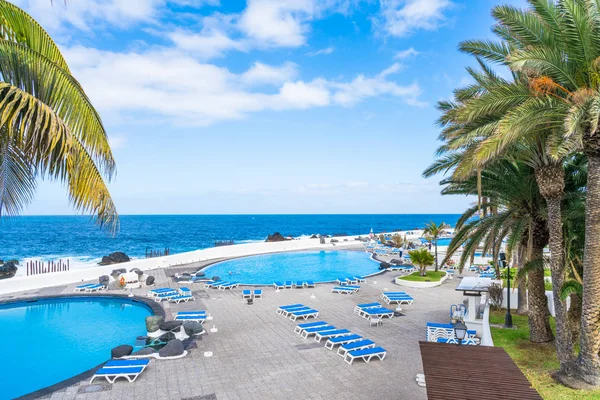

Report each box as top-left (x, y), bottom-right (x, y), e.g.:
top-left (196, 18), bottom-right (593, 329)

top-left (394, 272), bottom-right (448, 288)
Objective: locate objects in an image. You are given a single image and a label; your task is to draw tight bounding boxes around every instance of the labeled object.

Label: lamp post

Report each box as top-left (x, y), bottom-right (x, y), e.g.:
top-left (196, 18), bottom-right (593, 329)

top-left (453, 321), bottom-right (467, 345)
top-left (499, 252), bottom-right (513, 328)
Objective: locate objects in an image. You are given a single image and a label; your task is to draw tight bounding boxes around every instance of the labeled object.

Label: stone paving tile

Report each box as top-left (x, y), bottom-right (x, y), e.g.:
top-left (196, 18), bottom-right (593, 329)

top-left (28, 264), bottom-right (471, 400)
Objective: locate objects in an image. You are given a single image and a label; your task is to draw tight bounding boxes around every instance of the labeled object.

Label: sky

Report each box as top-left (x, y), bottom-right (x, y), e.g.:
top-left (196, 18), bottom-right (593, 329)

top-left (12, 0), bottom-right (526, 215)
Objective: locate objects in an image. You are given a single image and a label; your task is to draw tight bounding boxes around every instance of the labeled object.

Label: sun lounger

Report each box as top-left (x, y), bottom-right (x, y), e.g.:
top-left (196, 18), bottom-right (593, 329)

top-left (176, 311), bottom-right (206, 316)
top-left (345, 278), bottom-right (358, 285)
top-left (294, 281), bottom-right (304, 288)
top-left (179, 287), bottom-right (192, 295)
top-left (281, 306), bottom-right (311, 317)
top-left (153, 291), bottom-right (178, 302)
top-left (360, 307), bottom-right (394, 319)
top-left (147, 288), bottom-right (176, 297)
top-left (175, 314), bottom-right (205, 322)
top-left (324, 334), bottom-right (362, 350)
top-left (104, 359), bottom-right (150, 368)
top-left (332, 286), bottom-right (355, 294)
top-left (353, 276), bottom-right (366, 283)
top-left (380, 291), bottom-right (408, 298)
top-left (85, 284), bottom-right (106, 292)
top-left (337, 339), bottom-right (376, 357)
top-left (204, 280), bottom-right (225, 288)
top-left (354, 303), bottom-right (382, 314)
top-left (344, 346), bottom-right (387, 365)
top-left (314, 329), bottom-right (351, 343)
top-left (217, 282), bottom-right (238, 290)
top-left (276, 303), bottom-right (304, 314)
top-left (284, 281), bottom-right (293, 289)
top-left (253, 289), bottom-right (262, 298)
top-left (300, 325), bottom-right (336, 339)
top-left (289, 309), bottom-right (318, 321)
top-left (383, 295), bottom-right (414, 305)
top-left (294, 321), bottom-right (328, 334)
top-left (426, 322), bottom-right (478, 342)
top-left (169, 294), bottom-right (195, 304)
top-left (242, 290), bottom-right (252, 299)
top-left (90, 366), bottom-right (146, 383)
top-left (305, 281), bottom-right (315, 288)
top-left (345, 285), bottom-right (360, 291)
top-left (436, 337), bottom-right (478, 345)
top-left (273, 282), bottom-right (285, 290)
top-left (74, 283), bottom-right (96, 292)
top-left (335, 278), bottom-right (348, 285)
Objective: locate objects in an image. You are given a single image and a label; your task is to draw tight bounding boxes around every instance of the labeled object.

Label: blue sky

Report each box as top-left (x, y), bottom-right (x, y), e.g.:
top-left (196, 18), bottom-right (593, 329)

top-left (13, 0), bottom-right (525, 215)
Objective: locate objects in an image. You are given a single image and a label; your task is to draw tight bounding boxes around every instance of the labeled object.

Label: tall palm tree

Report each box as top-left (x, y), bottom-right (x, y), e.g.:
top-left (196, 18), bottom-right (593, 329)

top-left (0, 0), bottom-right (117, 229)
top-left (422, 221), bottom-right (449, 272)
top-left (459, 0), bottom-right (600, 384)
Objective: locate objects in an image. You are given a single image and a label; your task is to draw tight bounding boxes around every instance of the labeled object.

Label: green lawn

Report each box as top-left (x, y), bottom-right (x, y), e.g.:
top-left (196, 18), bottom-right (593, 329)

top-left (397, 270), bottom-right (446, 282)
top-left (490, 310), bottom-right (600, 399)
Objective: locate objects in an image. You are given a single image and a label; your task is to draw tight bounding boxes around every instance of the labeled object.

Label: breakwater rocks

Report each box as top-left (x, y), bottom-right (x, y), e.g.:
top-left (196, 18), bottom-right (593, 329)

top-left (98, 252), bottom-right (130, 266)
top-left (0, 260), bottom-right (18, 280)
top-left (265, 232), bottom-right (290, 242)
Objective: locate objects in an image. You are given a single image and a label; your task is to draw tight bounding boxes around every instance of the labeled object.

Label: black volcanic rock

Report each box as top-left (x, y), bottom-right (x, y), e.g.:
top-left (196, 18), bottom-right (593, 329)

top-left (0, 261), bottom-right (18, 280)
top-left (99, 252), bottom-right (130, 266)
top-left (265, 232), bottom-right (289, 242)
top-left (111, 344), bottom-right (133, 358)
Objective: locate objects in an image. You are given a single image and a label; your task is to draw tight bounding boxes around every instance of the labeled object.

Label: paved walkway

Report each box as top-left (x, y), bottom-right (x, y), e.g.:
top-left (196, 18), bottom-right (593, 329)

top-left (18, 268), bottom-right (467, 400)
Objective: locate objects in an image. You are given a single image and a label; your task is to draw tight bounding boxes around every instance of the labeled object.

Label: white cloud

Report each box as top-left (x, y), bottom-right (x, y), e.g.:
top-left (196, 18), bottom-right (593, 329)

top-left (166, 29), bottom-right (248, 59)
top-left (375, 0), bottom-right (452, 37)
top-left (239, 0), bottom-right (315, 47)
top-left (379, 62), bottom-right (404, 77)
top-left (63, 46), bottom-right (422, 125)
top-left (394, 47), bottom-right (419, 59)
top-left (306, 46), bottom-right (335, 56)
top-left (240, 62), bottom-right (299, 86)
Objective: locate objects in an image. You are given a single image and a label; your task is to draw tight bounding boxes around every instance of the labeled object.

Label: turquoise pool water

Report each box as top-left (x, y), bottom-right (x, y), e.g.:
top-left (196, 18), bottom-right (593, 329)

top-left (420, 237), bottom-right (453, 246)
top-left (1, 297), bottom-right (151, 399)
top-left (202, 250), bottom-right (379, 285)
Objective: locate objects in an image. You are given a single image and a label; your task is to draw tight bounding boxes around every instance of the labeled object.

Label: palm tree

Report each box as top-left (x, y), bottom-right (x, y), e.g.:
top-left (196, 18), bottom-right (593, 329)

top-left (422, 221), bottom-right (449, 272)
top-left (458, 0), bottom-right (600, 385)
top-left (408, 248), bottom-right (434, 276)
top-left (0, 0), bottom-right (117, 229)
top-left (434, 159), bottom-right (554, 343)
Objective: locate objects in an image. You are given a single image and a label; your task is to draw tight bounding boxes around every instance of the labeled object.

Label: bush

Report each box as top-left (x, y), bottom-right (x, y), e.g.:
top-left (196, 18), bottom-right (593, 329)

top-left (488, 283), bottom-right (504, 310)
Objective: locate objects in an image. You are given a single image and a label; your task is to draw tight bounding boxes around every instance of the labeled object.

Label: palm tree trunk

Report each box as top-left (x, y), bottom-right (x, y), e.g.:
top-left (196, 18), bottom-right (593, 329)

top-left (575, 153), bottom-right (600, 385)
top-left (516, 242), bottom-right (528, 314)
top-left (434, 241), bottom-right (438, 272)
top-left (535, 165), bottom-right (574, 367)
top-left (569, 293), bottom-right (582, 345)
top-left (527, 218), bottom-right (554, 343)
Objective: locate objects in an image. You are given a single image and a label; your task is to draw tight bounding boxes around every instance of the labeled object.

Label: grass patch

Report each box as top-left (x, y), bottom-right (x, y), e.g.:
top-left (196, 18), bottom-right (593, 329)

top-left (397, 271), bottom-right (445, 282)
top-left (490, 310), bottom-right (600, 399)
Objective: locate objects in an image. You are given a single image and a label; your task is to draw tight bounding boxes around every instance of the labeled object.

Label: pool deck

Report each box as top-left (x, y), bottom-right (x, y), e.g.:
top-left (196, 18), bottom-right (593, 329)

top-left (6, 266), bottom-right (468, 400)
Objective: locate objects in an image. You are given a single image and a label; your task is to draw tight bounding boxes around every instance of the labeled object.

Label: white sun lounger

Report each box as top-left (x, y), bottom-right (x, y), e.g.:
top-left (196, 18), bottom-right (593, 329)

top-left (204, 280), bottom-right (225, 288)
top-left (337, 339), bottom-right (376, 357)
top-left (383, 296), bottom-right (414, 305)
top-left (74, 284), bottom-right (96, 292)
top-left (153, 292), bottom-right (178, 302)
top-left (344, 346), bottom-right (387, 365)
top-left (147, 288), bottom-right (176, 297)
top-left (276, 304), bottom-right (304, 314)
top-left (84, 284), bottom-right (106, 292)
top-left (176, 311), bottom-right (206, 316)
top-left (325, 334), bottom-right (362, 350)
top-left (300, 325), bottom-right (337, 339)
top-left (242, 290), bottom-right (252, 299)
top-left (294, 321), bottom-right (328, 334)
top-left (281, 306), bottom-right (311, 317)
top-left (289, 309), bottom-right (319, 321)
top-left (332, 286), bottom-right (355, 294)
top-left (104, 359), bottom-right (149, 368)
top-left (217, 282), bottom-right (238, 290)
top-left (178, 287), bottom-right (192, 295)
top-left (169, 294), bottom-right (195, 303)
top-left (284, 281), bottom-right (293, 289)
top-left (90, 366), bottom-right (146, 383)
top-left (305, 281), bottom-right (315, 288)
top-left (314, 329), bottom-right (350, 343)
top-left (360, 307), bottom-right (394, 319)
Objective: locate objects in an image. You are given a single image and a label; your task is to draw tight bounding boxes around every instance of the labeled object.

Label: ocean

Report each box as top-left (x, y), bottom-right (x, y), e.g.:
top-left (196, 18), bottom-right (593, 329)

top-left (0, 214), bottom-right (460, 272)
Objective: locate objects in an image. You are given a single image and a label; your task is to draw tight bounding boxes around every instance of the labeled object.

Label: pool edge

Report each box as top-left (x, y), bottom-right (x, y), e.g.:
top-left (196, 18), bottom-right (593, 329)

top-left (4, 294), bottom-right (164, 400)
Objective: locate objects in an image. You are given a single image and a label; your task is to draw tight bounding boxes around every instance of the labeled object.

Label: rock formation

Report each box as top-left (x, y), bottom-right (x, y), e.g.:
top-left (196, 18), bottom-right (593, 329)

top-left (98, 252), bottom-right (130, 266)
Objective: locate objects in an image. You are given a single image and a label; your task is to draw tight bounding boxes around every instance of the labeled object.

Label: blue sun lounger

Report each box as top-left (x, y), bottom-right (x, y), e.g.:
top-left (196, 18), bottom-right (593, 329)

top-left (360, 307), bottom-right (394, 319)
top-left (281, 306), bottom-right (310, 317)
top-left (175, 314), bottom-right (205, 322)
top-left (294, 321), bottom-right (328, 334)
top-left (314, 329), bottom-right (351, 343)
top-left (344, 346), bottom-right (387, 365)
top-left (353, 276), bottom-right (366, 283)
top-left (204, 280), bottom-right (225, 288)
top-left (289, 309), bottom-right (318, 321)
top-left (354, 303), bottom-right (381, 314)
top-left (242, 290), bottom-right (252, 299)
top-left (337, 339), bottom-right (376, 357)
top-left (178, 287), bottom-right (192, 295)
top-left (85, 284), bottom-right (106, 292)
top-left (147, 288), bottom-right (176, 297)
top-left (273, 282), bottom-right (285, 290)
top-left (90, 366), bottom-right (146, 383)
top-left (153, 292), bottom-right (178, 302)
top-left (74, 283), bottom-right (96, 292)
top-left (294, 281), bottom-right (304, 288)
top-left (325, 334), bottom-right (362, 350)
top-left (332, 286), bottom-right (355, 294)
top-left (169, 294), bottom-right (195, 303)
top-left (217, 282), bottom-right (238, 290)
top-left (335, 278), bottom-right (349, 285)
top-left (305, 281), bottom-right (315, 288)
top-left (104, 359), bottom-right (150, 368)
top-left (384, 295), bottom-right (414, 305)
top-left (253, 289), bottom-right (262, 298)
top-left (284, 281), bottom-right (293, 289)
top-left (300, 325), bottom-right (336, 339)
top-left (176, 311), bottom-right (206, 316)
top-left (436, 337), bottom-right (478, 345)
top-left (276, 303), bottom-right (304, 314)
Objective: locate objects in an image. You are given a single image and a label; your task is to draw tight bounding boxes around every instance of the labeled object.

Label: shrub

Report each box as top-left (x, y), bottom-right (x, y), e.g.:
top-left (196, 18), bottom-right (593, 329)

top-left (488, 283), bottom-right (504, 310)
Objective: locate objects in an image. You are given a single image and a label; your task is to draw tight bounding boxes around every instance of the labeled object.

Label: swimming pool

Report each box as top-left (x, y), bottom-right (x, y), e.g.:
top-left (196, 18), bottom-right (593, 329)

top-left (1, 296), bottom-right (152, 399)
top-left (420, 237), bottom-right (453, 246)
top-left (202, 250), bottom-right (380, 285)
